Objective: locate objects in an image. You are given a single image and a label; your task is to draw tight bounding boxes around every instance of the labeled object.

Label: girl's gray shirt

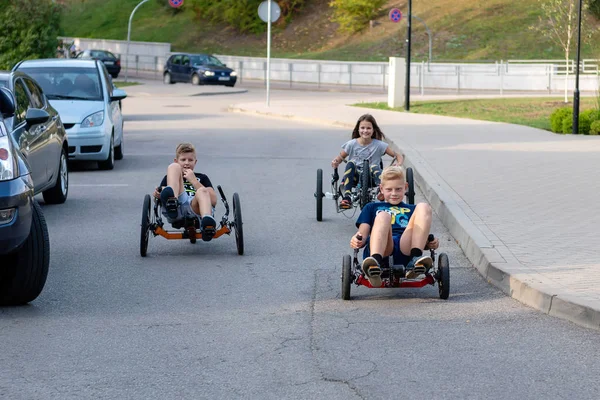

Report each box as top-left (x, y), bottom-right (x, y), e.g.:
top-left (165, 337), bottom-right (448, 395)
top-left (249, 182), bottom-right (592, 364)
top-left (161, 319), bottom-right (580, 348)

top-left (342, 139), bottom-right (388, 167)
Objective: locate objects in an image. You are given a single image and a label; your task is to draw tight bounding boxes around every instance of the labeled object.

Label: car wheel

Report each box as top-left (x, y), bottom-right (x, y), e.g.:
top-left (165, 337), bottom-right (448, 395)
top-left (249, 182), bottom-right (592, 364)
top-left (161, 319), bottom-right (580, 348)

top-left (114, 136), bottom-right (124, 160)
top-left (0, 200), bottom-right (50, 305)
top-left (98, 135), bottom-right (115, 170)
top-left (164, 72), bottom-right (174, 85)
top-left (192, 74), bottom-right (202, 86)
top-left (42, 148), bottom-right (69, 204)
top-left (111, 73), bottom-right (119, 79)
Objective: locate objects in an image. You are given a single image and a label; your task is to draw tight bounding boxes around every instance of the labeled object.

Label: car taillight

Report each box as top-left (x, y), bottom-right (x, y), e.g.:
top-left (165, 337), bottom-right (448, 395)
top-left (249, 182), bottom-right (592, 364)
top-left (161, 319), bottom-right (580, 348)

top-left (0, 136), bottom-right (17, 181)
top-left (116, 59), bottom-right (121, 66)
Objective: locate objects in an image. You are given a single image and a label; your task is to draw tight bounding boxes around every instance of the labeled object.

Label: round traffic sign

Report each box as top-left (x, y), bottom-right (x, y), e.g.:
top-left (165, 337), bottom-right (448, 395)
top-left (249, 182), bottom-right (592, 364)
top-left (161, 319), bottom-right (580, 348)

top-left (169, 0), bottom-right (183, 8)
top-left (389, 8), bottom-right (402, 23)
top-left (258, 0), bottom-right (281, 23)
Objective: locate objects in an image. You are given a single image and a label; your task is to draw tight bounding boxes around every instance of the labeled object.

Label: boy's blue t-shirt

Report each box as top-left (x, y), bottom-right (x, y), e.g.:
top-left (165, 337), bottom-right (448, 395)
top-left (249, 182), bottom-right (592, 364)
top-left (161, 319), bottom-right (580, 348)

top-left (356, 201), bottom-right (416, 237)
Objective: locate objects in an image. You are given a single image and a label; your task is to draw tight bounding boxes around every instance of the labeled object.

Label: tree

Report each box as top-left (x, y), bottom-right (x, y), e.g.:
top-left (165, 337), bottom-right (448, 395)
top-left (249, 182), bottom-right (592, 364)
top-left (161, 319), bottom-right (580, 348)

top-left (0, 0), bottom-right (61, 70)
top-left (530, 0), bottom-right (589, 102)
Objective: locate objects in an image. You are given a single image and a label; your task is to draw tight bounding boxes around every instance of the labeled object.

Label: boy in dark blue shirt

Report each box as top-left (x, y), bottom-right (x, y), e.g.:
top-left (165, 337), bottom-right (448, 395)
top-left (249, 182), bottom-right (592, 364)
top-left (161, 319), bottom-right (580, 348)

top-left (351, 166), bottom-right (439, 287)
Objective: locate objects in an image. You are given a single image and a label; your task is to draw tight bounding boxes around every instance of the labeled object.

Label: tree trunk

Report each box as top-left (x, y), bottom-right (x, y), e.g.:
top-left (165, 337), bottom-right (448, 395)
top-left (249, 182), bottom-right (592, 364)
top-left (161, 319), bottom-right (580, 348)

top-left (564, 52), bottom-right (569, 103)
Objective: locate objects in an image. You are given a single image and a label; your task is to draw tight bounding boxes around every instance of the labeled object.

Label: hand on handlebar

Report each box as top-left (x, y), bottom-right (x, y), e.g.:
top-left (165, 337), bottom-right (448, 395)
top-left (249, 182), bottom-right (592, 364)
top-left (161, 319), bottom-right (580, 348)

top-left (350, 232), bottom-right (365, 249)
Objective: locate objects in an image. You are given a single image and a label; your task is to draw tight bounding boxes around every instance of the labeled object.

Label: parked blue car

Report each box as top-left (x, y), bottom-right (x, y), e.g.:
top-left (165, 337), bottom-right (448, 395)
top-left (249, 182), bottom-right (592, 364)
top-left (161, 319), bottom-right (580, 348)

top-left (0, 87), bottom-right (50, 305)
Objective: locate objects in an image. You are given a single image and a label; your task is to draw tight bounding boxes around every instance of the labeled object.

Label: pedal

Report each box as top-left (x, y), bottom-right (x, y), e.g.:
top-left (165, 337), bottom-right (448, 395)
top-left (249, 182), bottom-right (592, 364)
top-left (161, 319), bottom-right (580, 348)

top-left (392, 266), bottom-right (405, 279)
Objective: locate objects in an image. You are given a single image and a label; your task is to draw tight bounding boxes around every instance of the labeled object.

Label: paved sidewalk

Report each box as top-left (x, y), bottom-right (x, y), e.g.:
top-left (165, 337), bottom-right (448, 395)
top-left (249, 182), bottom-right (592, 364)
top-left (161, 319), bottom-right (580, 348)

top-left (230, 95), bottom-right (600, 331)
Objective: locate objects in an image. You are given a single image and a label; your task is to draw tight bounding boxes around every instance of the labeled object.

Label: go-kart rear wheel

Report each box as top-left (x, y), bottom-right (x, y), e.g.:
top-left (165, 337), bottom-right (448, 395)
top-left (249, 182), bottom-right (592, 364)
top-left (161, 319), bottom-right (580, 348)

top-left (359, 159), bottom-right (370, 209)
top-left (341, 255), bottom-right (352, 300)
top-left (406, 167), bottom-right (415, 205)
top-left (140, 194), bottom-right (151, 257)
top-left (233, 192), bottom-right (244, 255)
top-left (437, 252), bottom-right (450, 299)
top-left (316, 169), bottom-right (323, 221)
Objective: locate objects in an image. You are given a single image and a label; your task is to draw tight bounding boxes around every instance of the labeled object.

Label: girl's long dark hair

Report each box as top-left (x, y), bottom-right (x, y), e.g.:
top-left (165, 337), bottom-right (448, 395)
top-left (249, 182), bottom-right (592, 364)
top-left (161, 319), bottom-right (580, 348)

top-left (351, 114), bottom-right (385, 140)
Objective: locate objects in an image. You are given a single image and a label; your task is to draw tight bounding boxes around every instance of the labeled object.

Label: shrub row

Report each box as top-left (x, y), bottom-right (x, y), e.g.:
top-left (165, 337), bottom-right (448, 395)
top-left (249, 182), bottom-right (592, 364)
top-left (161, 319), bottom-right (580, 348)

top-left (549, 106), bottom-right (600, 135)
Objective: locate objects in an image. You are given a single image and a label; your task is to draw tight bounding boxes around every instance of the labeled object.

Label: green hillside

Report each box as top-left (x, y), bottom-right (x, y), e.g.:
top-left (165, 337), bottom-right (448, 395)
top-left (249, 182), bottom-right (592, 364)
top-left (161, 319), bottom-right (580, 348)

top-left (59, 0), bottom-right (600, 62)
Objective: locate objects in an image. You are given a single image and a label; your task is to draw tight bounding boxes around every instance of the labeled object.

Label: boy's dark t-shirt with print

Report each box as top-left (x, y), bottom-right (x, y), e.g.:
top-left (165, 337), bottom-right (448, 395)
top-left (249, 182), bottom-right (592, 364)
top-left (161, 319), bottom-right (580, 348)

top-left (159, 173), bottom-right (213, 200)
top-left (356, 201), bottom-right (416, 236)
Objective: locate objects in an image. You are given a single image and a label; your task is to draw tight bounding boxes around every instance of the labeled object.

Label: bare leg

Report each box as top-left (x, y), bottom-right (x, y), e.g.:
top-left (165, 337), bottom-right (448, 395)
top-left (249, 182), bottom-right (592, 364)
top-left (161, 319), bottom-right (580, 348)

top-left (166, 163), bottom-right (185, 196)
top-left (369, 211), bottom-right (395, 257)
top-left (399, 203), bottom-right (432, 256)
top-left (191, 188), bottom-right (215, 217)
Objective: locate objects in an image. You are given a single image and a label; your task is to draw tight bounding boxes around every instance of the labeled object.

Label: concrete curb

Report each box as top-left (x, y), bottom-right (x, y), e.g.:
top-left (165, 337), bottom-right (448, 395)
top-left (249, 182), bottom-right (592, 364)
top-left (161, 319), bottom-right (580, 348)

top-left (230, 103), bottom-right (600, 331)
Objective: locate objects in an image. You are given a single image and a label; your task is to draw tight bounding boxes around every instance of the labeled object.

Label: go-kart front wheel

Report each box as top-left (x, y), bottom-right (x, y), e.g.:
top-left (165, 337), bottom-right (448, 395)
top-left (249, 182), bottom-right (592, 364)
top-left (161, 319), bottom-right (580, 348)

top-left (406, 167), bottom-right (415, 205)
top-left (315, 169), bottom-right (323, 221)
top-left (233, 192), bottom-right (244, 255)
top-left (437, 252), bottom-right (450, 299)
top-left (341, 255), bottom-right (352, 300)
top-left (140, 194), bottom-right (151, 257)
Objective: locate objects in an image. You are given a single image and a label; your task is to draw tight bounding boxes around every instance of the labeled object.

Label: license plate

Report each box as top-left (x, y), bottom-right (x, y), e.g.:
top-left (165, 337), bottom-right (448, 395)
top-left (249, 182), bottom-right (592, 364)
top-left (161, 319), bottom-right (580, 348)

top-left (104, 61), bottom-right (114, 65)
top-left (218, 76), bottom-right (230, 81)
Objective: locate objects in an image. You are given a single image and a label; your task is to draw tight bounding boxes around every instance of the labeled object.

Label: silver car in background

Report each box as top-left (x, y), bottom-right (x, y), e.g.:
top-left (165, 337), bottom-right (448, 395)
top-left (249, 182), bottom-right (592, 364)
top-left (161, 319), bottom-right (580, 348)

top-left (13, 59), bottom-right (127, 170)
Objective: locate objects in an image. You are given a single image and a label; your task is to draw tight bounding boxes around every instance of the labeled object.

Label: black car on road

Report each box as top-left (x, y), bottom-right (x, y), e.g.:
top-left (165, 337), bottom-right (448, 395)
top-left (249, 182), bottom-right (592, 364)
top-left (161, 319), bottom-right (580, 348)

top-left (0, 87), bottom-right (50, 305)
top-left (0, 71), bottom-right (69, 205)
top-left (76, 49), bottom-right (122, 78)
top-left (163, 53), bottom-right (237, 87)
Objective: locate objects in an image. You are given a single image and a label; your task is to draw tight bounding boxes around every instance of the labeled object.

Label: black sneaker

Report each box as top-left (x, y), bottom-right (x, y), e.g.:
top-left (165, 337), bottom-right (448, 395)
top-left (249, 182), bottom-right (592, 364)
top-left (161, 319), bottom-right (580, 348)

top-left (361, 257), bottom-right (382, 287)
top-left (201, 215), bottom-right (217, 242)
top-left (160, 186), bottom-right (179, 220)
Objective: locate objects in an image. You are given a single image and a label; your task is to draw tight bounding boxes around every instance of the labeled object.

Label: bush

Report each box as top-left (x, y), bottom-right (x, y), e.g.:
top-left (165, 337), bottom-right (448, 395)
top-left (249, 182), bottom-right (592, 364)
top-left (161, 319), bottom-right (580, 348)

top-left (580, 109), bottom-right (600, 134)
top-left (590, 120), bottom-right (600, 135)
top-left (330, 0), bottom-right (387, 33)
top-left (561, 109), bottom-right (573, 134)
top-left (0, 0), bottom-right (61, 70)
top-left (186, 0), bottom-right (306, 33)
top-left (549, 107), bottom-right (571, 133)
top-left (589, 0), bottom-right (600, 19)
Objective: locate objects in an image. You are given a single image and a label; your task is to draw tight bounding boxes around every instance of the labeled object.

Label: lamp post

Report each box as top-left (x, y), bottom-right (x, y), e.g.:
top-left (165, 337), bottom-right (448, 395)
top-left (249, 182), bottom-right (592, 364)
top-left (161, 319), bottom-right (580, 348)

top-left (405, 0), bottom-right (412, 111)
top-left (572, 0), bottom-right (583, 134)
top-left (125, 0), bottom-right (149, 83)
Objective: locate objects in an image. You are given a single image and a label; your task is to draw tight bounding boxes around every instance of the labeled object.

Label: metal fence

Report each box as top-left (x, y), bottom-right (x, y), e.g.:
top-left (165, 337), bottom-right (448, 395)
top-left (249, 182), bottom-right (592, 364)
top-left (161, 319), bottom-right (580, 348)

top-left (116, 53), bottom-right (600, 94)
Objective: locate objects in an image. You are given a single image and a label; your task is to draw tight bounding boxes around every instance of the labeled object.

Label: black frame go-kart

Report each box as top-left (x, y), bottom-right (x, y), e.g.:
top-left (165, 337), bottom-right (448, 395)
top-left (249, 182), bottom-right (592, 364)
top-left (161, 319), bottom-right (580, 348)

top-left (341, 234), bottom-right (450, 300)
top-left (314, 159), bottom-right (415, 221)
top-left (139, 185), bottom-right (243, 257)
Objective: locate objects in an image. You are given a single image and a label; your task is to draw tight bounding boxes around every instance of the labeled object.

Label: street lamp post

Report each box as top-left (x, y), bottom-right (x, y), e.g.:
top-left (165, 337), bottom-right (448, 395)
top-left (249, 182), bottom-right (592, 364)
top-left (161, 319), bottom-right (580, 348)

top-left (573, 0), bottom-right (583, 134)
top-left (125, 0), bottom-right (150, 83)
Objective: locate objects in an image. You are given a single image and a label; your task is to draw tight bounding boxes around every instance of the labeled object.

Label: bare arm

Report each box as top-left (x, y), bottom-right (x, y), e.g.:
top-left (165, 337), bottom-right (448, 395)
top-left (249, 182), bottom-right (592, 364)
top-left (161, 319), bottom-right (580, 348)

top-left (350, 223), bottom-right (372, 249)
top-left (332, 149), bottom-right (349, 168)
top-left (385, 147), bottom-right (404, 166)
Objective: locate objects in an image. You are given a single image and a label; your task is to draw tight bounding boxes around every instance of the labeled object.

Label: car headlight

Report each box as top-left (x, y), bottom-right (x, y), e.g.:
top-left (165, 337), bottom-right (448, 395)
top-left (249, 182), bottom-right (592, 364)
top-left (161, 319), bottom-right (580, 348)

top-left (81, 111), bottom-right (104, 128)
top-left (0, 136), bottom-right (18, 181)
top-left (230, 71), bottom-right (237, 77)
top-left (204, 71), bottom-right (215, 77)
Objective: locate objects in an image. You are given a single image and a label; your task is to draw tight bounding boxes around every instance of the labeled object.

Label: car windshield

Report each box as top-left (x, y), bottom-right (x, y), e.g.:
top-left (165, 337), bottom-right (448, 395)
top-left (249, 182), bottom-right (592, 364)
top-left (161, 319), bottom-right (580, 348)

top-left (190, 55), bottom-right (224, 67)
top-left (17, 67), bottom-right (102, 101)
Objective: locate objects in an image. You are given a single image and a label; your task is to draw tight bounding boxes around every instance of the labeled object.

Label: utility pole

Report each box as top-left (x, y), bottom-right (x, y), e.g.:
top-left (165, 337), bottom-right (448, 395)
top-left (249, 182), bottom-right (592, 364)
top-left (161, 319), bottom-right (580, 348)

top-left (125, 0), bottom-right (149, 82)
top-left (405, 0), bottom-right (412, 111)
top-left (572, 0), bottom-right (583, 134)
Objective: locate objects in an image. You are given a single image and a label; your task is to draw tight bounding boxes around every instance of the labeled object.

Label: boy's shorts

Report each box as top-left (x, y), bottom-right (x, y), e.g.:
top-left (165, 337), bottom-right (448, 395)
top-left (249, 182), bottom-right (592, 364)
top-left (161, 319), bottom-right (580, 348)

top-left (162, 191), bottom-right (214, 222)
top-left (363, 234), bottom-right (412, 267)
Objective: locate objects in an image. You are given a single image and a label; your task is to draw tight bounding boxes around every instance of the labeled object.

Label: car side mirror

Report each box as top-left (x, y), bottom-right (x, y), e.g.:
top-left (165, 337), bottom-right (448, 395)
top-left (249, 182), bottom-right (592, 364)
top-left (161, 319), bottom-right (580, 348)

top-left (223, 63), bottom-right (227, 67)
top-left (110, 88), bottom-right (127, 102)
top-left (0, 87), bottom-right (16, 117)
top-left (25, 108), bottom-right (50, 126)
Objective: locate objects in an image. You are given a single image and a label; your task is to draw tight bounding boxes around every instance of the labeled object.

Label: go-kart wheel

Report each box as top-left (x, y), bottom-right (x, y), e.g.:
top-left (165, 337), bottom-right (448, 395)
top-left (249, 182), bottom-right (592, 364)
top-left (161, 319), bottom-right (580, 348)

top-left (437, 252), bottom-right (450, 299)
top-left (316, 169), bottom-right (323, 221)
top-left (406, 167), bottom-right (415, 205)
top-left (140, 194), bottom-right (151, 257)
top-left (341, 254), bottom-right (352, 300)
top-left (359, 159), bottom-right (370, 209)
top-left (233, 192), bottom-right (244, 255)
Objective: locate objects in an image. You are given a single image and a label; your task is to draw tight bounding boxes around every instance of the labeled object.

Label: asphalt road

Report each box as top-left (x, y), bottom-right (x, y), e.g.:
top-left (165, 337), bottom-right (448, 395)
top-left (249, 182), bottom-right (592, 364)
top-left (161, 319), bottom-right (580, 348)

top-left (1, 83), bottom-right (599, 400)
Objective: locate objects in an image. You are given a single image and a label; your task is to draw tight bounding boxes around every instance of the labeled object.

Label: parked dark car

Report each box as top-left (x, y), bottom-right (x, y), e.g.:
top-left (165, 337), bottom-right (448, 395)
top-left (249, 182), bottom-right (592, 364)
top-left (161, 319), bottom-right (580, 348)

top-left (76, 49), bottom-right (121, 79)
top-left (0, 71), bottom-right (69, 204)
top-left (163, 53), bottom-right (237, 87)
top-left (0, 87), bottom-right (50, 305)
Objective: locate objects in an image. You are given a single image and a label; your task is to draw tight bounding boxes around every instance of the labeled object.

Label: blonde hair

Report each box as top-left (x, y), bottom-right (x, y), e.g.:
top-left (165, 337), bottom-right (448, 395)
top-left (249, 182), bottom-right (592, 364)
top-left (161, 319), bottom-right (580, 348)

top-left (175, 142), bottom-right (196, 158)
top-left (381, 166), bottom-right (405, 184)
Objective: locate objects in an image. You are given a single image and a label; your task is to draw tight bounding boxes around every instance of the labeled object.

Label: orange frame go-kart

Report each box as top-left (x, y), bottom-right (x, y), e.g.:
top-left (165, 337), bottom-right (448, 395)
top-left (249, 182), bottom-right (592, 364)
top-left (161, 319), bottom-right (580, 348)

top-left (139, 185), bottom-right (243, 257)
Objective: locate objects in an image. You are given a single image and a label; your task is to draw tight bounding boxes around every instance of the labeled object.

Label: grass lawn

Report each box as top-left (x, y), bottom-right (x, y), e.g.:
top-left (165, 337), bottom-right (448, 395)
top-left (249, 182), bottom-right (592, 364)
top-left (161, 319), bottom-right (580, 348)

top-left (354, 97), bottom-right (600, 131)
top-left (114, 81), bottom-right (141, 88)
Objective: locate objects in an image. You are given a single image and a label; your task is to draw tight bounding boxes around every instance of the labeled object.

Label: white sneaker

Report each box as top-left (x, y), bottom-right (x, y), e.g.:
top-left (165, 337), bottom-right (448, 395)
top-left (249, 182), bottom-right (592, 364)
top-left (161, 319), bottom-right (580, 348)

top-left (362, 257), bottom-right (382, 287)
